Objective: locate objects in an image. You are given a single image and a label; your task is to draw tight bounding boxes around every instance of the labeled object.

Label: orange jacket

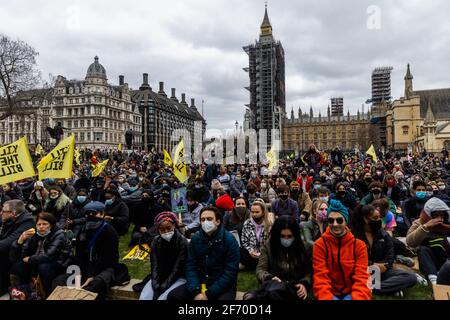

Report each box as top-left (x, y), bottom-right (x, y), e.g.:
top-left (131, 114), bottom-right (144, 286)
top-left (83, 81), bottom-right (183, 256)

top-left (313, 227), bottom-right (372, 300)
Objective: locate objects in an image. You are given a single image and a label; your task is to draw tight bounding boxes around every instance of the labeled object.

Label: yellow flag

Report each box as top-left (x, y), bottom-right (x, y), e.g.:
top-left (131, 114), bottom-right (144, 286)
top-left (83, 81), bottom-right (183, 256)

top-left (37, 134), bottom-right (75, 180)
top-left (164, 149), bottom-right (173, 166)
top-left (35, 143), bottom-right (44, 156)
top-left (266, 146), bottom-right (277, 171)
top-left (92, 159), bottom-right (109, 177)
top-left (0, 137), bottom-right (36, 185)
top-left (366, 144), bottom-right (378, 163)
top-left (74, 148), bottom-right (81, 166)
top-left (173, 140), bottom-right (188, 184)
top-left (122, 244), bottom-right (150, 261)
top-left (118, 144), bottom-right (123, 152)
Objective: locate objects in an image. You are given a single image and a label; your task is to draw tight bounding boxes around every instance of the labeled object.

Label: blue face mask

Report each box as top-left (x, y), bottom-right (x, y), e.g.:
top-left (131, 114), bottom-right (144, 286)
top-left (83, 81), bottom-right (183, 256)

top-left (129, 186), bottom-right (138, 192)
top-left (37, 229), bottom-right (51, 238)
top-left (77, 196), bottom-right (87, 203)
top-left (416, 191), bottom-right (427, 199)
top-left (320, 196), bottom-right (329, 203)
top-left (105, 199), bottom-right (114, 206)
top-left (314, 184), bottom-right (321, 190)
top-left (280, 238), bottom-right (295, 248)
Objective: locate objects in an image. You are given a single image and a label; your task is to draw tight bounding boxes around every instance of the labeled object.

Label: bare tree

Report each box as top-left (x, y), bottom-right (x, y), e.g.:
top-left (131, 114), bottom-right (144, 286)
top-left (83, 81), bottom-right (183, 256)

top-left (0, 34), bottom-right (42, 121)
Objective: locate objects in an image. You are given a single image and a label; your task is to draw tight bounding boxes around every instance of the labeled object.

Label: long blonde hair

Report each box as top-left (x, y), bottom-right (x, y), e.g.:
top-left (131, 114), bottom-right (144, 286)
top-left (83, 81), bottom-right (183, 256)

top-left (251, 199), bottom-right (273, 233)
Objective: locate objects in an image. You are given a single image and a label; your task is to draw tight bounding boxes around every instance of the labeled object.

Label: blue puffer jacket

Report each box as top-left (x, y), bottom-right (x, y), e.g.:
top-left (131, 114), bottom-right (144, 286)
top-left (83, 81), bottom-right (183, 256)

top-left (186, 225), bottom-right (240, 299)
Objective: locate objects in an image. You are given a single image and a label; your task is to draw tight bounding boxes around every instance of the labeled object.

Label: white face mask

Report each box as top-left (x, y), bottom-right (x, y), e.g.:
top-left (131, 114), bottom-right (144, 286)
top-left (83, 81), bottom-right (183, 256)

top-left (439, 185), bottom-right (446, 191)
top-left (201, 220), bottom-right (217, 234)
top-left (161, 230), bottom-right (175, 242)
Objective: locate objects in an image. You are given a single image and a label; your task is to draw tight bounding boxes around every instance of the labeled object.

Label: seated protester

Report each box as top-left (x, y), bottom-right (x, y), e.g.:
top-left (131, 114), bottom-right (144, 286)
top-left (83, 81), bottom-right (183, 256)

top-left (168, 206), bottom-right (240, 301)
top-left (301, 200), bottom-right (328, 251)
top-left (360, 182), bottom-right (396, 213)
top-left (403, 180), bottom-right (428, 230)
top-left (296, 170), bottom-right (313, 193)
top-left (90, 179), bottom-right (107, 203)
top-left (244, 182), bottom-right (261, 207)
top-left (270, 185), bottom-right (299, 222)
top-left (104, 189), bottom-right (130, 237)
top-left (74, 171), bottom-right (92, 192)
top-left (121, 178), bottom-right (143, 216)
top-left (130, 189), bottom-right (159, 247)
top-left (330, 182), bottom-right (358, 211)
top-left (9, 212), bottom-right (71, 298)
top-left (350, 205), bottom-right (417, 295)
top-left (370, 198), bottom-right (397, 236)
top-left (52, 201), bottom-right (126, 298)
top-left (67, 189), bottom-right (91, 240)
top-left (406, 198), bottom-right (450, 285)
top-left (191, 178), bottom-right (210, 204)
top-left (308, 177), bottom-right (323, 200)
top-left (241, 201), bottom-right (273, 271)
top-left (260, 178), bottom-right (277, 204)
top-left (230, 172), bottom-right (246, 199)
top-left (56, 178), bottom-right (77, 201)
top-left (0, 200), bottom-right (35, 295)
top-left (217, 166), bottom-right (231, 192)
top-left (43, 186), bottom-right (71, 230)
top-left (245, 215), bottom-right (312, 301)
top-left (355, 171), bottom-right (373, 200)
top-left (317, 187), bottom-right (330, 205)
top-left (215, 192), bottom-right (235, 216)
top-left (437, 260), bottom-right (450, 286)
top-left (180, 191), bottom-right (204, 239)
top-left (2, 183), bottom-right (20, 201)
top-left (26, 182), bottom-right (49, 216)
top-left (394, 171), bottom-right (410, 202)
top-left (223, 197), bottom-right (250, 240)
top-left (290, 181), bottom-right (312, 222)
top-left (156, 186), bottom-right (172, 212)
top-left (383, 174), bottom-right (402, 207)
top-left (140, 212), bottom-right (188, 300)
top-left (16, 179), bottom-right (35, 203)
top-left (313, 200), bottom-right (372, 300)
top-left (435, 180), bottom-right (450, 201)
top-left (206, 179), bottom-right (222, 206)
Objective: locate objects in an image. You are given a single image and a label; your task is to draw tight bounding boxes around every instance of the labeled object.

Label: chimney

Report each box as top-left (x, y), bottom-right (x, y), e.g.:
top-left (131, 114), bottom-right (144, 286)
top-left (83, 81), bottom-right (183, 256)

top-left (143, 73), bottom-right (148, 85)
top-left (139, 73), bottom-right (151, 90)
top-left (158, 82), bottom-right (166, 96)
top-left (119, 75), bottom-right (124, 85)
top-left (170, 88), bottom-right (178, 102)
top-left (191, 98), bottom-right (198, 110)
top-left (181, 93), bottom-right (188, 105)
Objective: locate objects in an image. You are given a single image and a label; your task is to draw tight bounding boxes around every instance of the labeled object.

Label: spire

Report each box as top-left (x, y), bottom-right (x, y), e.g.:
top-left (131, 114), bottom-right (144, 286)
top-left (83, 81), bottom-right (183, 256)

top-left (405, 63), bottom-right (413, 80)
top-left (327, 104), bottom-right (331, 118)
top-left (291, 106), bottom-right (294, 120)
top-left (404, 63), bottom-right (414, 99)
top-left (260, 2), bottom-right (273, 39)
top-left (310, 105), bottom-right (313, 118)
top-left (347, 109), bottom-right (350, 120)
top-left (298, 106), bottom-right (302, 119)
top-left (425, 101), bottom-right (436, 123)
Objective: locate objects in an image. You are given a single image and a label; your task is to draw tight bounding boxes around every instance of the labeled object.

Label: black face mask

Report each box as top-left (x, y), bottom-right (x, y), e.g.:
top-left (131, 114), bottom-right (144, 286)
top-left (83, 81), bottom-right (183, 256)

top-left (252, 216), bottom-right (263, 223)
top-left (337, 191), bottom-right (346, 197)
top-left (372, 189), bottom-right (381, 195)
top-left (235, 207), bottom-right (247, 217)
top-left (280, 194), bottom-right (289, 201)
top-left (365, 178), bottom-right (372, 183)
top-left (188, 203), bottom-right (198, 211)
top-left (368, 220), bottom-right (382, 233)
top-left (85, 216), bottom-right (104, 230)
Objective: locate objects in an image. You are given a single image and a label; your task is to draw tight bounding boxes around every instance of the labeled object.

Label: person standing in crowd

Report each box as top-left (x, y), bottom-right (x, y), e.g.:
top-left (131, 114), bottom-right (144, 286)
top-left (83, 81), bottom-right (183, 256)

top-left (9, 212), bottom-right (71, 298)
top-left (168, 206), bottom-right (240, 301)
top-left (303, 144), bottom-right (322, 174)
top-left (331, 147), bottom-right (344, 169)
top-left (244, 215), bottom-right (312, 301)
top-left (240, 201), bottom-right (272, 271)
top-left (0, 200), bottom-right (35, 295)
top-left (301, 200), bottom-right (328, 251)
top-left (104, 189), bottom-right (130, 237)
top-left (217, 166), bottom-right (231, 192)
top-left (313, 200), bottom-right (372, 300)
top-left (271, 185), bottom-right (299, 222)
top-left (140, 212), bottom-right (188, 300)
top-left (289, 181), bottom-right (312, 222)
top-left (260, 178), bottom-right (277, 204)
top-left (180, 191), bottom-right (204, 239)
top-left (406, 198), bottom-right (450, 285)
top-left (350, 205), bottom-right (417, 296)
top-left (296, 170), bottom-right (313, 193)
top-left (43, 186), bottom-right (71, 230)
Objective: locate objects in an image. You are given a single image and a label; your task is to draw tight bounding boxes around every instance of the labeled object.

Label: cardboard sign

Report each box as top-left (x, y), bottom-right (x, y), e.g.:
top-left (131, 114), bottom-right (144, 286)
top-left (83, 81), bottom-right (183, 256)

top-left (433, 284), bottom-right (450, 300)
top-left (47, 286), bottom-right (98, 300)
top-left (171, 187), bottom-right (188, 214)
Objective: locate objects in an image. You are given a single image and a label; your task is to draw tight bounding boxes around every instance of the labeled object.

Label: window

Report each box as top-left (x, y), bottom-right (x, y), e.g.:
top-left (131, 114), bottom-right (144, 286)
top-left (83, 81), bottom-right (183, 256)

top-left (80, 120), bottom-right (84, 128)
top-left (68, 109), bottom-right (72, 116)
top-left (87, 120), bottom-right (91, 127)
top-left (67, 121), bottom-right (72, 128)
top-left (87, 132), bottom-right (91, 141)
top-left (402, 126), bottom-right (409, 135)
top-left (80, 132), bottom-right (85, 141)
top-left (94, 132), bottom-right (103, 141)
top-left (74, 120), bottom-right (78, 128)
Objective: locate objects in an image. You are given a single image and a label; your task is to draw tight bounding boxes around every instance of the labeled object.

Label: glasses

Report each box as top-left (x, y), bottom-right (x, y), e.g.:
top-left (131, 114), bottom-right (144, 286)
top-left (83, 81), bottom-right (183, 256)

top-left (327, 217), bottom-right (345, 225)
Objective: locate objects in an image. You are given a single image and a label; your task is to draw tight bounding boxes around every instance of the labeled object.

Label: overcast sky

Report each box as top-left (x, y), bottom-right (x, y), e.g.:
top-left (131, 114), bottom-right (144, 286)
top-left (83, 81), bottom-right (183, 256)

top-left (1, 0), bottom-right (449, 135)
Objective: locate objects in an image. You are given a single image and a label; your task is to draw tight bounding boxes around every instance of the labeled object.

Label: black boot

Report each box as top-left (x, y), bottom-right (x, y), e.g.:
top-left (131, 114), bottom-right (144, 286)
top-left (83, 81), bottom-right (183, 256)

top-left (132, 274), bottom-right (151, 293)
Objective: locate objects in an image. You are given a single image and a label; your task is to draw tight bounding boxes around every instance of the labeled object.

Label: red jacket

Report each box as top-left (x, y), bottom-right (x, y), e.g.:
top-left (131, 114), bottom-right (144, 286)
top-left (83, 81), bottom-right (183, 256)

top-left (313, 227), bottom-right (372, 300)
top-left (296, 176), bottom-right (313, 192)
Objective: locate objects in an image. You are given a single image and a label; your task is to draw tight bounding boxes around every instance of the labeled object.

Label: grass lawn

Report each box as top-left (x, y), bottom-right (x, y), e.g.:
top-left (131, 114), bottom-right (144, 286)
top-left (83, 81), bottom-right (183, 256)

top-left (119, 229), bottom-right (433, 300)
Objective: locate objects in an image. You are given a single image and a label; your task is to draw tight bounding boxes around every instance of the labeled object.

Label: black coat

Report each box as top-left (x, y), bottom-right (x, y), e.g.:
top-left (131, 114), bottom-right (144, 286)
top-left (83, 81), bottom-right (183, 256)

top-left (356, 229), bottom-right (394, 269)
top-left (10, 228), bottom-right (72, 267)
top-left (132, 199), bottom-right (158, 229)
top-left (0, 211), bottom-right (35, 255)
top-left (404, 197), bottom-right (427, 221)
top-left (105, 200), bottom-right (130, 236)
top-left (43, 194), bottom-right (71, 229)
top-left (150, 230), bottom-right (188, 295)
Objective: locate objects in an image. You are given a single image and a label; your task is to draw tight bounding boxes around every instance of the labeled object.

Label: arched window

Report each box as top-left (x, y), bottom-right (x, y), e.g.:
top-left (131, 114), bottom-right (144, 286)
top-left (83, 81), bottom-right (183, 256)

top-left (402, 126), bottom-right (409, 135)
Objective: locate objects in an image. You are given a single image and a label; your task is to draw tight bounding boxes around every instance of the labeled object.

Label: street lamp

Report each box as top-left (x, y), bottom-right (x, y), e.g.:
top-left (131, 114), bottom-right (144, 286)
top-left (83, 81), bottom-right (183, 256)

top-left (235, 120), bottom-right (238, 136)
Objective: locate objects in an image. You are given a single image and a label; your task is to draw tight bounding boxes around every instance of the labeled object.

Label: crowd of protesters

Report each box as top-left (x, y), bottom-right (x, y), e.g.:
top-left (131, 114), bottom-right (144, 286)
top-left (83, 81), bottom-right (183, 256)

top-left (1, 143), bottom-right (450, 300)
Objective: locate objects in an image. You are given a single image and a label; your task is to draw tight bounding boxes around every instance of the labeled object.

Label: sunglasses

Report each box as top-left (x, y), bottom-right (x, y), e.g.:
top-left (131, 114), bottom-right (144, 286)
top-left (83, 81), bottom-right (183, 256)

top-left (327, 217), bottom-right (345, 225)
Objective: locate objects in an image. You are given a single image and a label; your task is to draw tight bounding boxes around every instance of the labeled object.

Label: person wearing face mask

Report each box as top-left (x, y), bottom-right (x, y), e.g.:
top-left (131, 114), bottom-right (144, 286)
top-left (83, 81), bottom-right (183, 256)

top-left (180, 191), bottom-right (204, 239)
top-left (260, 178), bottom-right (277, 204)
top-left (350, 205), bottom-right (417, 296)
top-left (104, 189), bottom-right (130, 237)
top-left (230, 173), bottom-right (246, 199)
top-left (55, 178), bottom-right (77, 201)
top-left (355, 171), bottom-right (374, 199)
top-left (240, 201), bottom-right (273, 271)
top-left (403, 180), bottom-right (429, 228)
top-left (289, 181), bottom-right (312, 221)
top-left (309, 177), bottom-right (322, 200)
top-left (89, 179), bottom-right (107, 203)
top-left (43, 186), bottom-right (71, 230)
top-left (394, 171), bottom-right (409, 202)
top-left (372, 167), bottom-right (385, 182)
top-left (313, 200), bottom-right (372, 300)
top-left (139, 212), bottom-right (188, 300)
top-left (26, 182), bottom-right (49, 216)
top-left (9, 212), bottom-right (72, 298)
top-left (317, 187), bottom-right (330, 205)
top-left (301, 200), bottom-right (329, 252)
top-left (74, 171), bottom-right (92, 192)
top-left (244, 182), bottom-right (261, 207)
top-left (360, 182), bottom-right (396, 214)
top-left (0, 200), bottom-right (34, 295)
top-left (66, 189), bottom-right (91, 240)
top-left (296, 170), bottom-right (313, 193)
top-left (434, 180), bottom-right (450, 202)
top-left (129, 190), bottom-right (160, 247)
top-left (382, 174), bottom-right (401, 206)
top-left (223, 197), bottom-right (250, 241)
top-left (330, 183), bottom-right (358, 211)
top-left (406, 198), bottom-right (450, 285)
top-left (271, 185), bottom-right (300, 222)
top-left (53, 201), bottom-right (129, 299)
top-left (190, 178), bottom-right (210, 204)
top-left (248, 171), bottom-right (262, 192)
top-left (244, 215), bottom-right (312, 301)
top-left (168, 206), bottom-right (240, 301)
